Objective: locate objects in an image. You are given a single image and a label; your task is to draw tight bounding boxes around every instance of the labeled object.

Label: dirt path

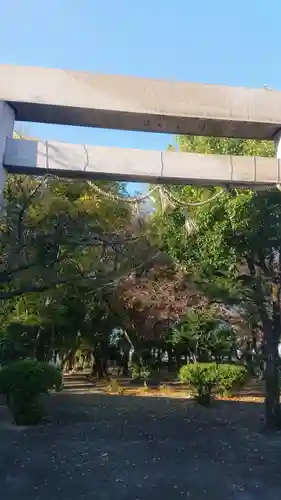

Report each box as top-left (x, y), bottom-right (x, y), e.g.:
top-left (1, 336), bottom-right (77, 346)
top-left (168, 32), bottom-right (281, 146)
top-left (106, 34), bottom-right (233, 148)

top-left (62, 372), bottom-right (266, 402)
top-left (1, 373), bottom-right (280, 500)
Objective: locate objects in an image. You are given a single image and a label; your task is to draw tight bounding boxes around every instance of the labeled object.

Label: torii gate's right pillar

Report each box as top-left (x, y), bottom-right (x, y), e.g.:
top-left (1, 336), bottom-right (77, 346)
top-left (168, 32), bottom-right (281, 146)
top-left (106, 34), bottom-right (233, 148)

top-left (0, 101), bottom-right (15, 206)
top-left (274, 131), bottom-right (281, 162)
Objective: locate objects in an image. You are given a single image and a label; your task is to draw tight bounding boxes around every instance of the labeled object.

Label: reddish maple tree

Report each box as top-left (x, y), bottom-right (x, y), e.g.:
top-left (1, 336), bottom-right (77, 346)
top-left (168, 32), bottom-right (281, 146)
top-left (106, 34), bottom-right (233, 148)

top-left (115, 261), bottom-right (205, 343)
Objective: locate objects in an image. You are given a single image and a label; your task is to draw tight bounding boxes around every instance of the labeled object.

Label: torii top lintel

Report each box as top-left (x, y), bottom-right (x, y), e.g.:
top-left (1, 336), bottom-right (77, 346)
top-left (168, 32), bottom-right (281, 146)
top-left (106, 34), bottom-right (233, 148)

top-left (0, 64), bottom-right (280, 140)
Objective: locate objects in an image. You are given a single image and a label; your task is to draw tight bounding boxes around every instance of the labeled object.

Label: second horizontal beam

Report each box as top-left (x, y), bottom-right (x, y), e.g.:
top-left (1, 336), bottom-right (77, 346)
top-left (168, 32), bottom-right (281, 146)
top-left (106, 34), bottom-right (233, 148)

top-left (3, 139), bottom-right (280, 186)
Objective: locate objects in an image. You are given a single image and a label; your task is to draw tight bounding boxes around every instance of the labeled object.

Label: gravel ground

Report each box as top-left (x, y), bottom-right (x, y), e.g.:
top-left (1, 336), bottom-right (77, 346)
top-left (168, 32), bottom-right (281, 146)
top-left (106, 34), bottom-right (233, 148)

top-left (1, 387), bottom-right (281, 499)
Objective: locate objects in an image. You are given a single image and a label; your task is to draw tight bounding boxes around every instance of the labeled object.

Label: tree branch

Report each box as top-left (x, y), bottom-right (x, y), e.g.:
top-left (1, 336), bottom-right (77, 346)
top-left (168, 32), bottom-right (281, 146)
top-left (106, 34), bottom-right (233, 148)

top-left (17, 179), bottom-right (46, 245)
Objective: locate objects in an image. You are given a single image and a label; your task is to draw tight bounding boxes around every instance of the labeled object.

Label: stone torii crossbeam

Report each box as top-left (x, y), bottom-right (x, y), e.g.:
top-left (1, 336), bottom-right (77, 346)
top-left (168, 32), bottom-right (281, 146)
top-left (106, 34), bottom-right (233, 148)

top-left (1, 64), bottom-right (281, 195)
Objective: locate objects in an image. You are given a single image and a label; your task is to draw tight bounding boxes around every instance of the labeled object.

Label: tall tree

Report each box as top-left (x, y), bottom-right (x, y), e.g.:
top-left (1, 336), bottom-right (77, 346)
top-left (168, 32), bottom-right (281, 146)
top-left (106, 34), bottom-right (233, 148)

top-left (0, 174), bottom-right (131, 300)
top-left (152, 136), bottom-right (281, 430)
top-left (0, 171), bottom-right (160, 371)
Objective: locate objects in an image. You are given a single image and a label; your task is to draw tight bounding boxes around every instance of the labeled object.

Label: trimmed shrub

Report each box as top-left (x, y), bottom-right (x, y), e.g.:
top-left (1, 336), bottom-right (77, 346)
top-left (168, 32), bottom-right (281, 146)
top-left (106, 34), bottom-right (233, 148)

top-left (179, 363), bottom-right (247, 406)
top-left (217, 364), bottom-right (248, 396)
top-left (179, 363), bottom-right (219, 406)
top-left (0, 360), bottom-right (62, 425)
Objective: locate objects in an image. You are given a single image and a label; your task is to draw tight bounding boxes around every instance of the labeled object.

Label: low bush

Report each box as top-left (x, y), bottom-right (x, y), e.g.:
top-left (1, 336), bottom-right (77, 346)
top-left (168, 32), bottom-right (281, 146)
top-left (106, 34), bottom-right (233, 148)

top-left (217, 364), bottom-right (248, 396)
top-left (179, 363), bottom-right (218, 406)
top-left (106, 378), bottom-right (124, 395)
top-left (130, 363), bottom-right (151, 381)
top-left (179, 363), bottom-right (247, 406)
top-left (0, 359), bottom-right (62, 425)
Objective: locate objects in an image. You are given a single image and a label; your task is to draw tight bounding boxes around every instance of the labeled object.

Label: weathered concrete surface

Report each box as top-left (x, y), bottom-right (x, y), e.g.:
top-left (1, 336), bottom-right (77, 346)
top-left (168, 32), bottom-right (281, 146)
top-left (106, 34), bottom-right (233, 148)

top-left (0, 102), bottom-right (14, 205)
top-left (1, 390), bottom-right (281, 500)
top-left (0, 64), bottom-right (281, 139)
top-left (4, 138), bottom-right (280, 186)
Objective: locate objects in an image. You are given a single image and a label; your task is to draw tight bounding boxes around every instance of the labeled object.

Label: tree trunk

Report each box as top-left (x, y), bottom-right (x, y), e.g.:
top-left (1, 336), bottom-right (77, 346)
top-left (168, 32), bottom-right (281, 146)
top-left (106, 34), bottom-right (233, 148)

top-left (255, 275), bottom-right (281, 430)
top-left (167, 348), bottom-right (173, 372)
top-left (121, 349), bottom-right (129, 377)
top-left (175, 350), bottom-right (181, 371)
top-left (68, 352), bottom-right (75, 372)
top-left (34, 327), bottom-right (50, 362)
top-left (92, 353), bottom-right (108, 379)
top-left (61, 348), bottom-right (76, 372)
top-left (263, 277), bottom-right (281, 430)
top-left (157, 348), bottom-right (162, 371)
top-left (264, 334), bottom-right (280, 430)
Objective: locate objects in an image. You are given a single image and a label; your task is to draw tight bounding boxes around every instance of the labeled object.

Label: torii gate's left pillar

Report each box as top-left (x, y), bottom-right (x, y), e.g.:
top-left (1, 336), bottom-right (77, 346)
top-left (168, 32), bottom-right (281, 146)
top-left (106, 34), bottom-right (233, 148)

top-left (0, 101), bottom-right (15, 206)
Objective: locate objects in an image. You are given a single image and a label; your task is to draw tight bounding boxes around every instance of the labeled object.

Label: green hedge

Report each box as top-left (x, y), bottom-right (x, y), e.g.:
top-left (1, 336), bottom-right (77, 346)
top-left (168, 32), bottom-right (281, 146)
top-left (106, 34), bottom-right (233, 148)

top-left (0, 360), bottom-right (62, 425)
top-left (179, 363), bottom-right (247, 406)
top-left (216, 364), bottom-right (248, 396)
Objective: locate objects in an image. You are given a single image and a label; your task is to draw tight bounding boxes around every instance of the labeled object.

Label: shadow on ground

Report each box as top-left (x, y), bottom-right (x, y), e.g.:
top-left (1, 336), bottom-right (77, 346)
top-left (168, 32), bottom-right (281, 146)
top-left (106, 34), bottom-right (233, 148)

top-left (1, 378), bottom-right (281, 500)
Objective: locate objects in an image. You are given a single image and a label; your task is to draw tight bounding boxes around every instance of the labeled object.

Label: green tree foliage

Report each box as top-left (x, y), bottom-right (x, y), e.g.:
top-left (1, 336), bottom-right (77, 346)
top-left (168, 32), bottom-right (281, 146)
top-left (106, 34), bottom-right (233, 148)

top-left (0, 173), bottom-right (154, 372)
top-left (0, 175), bottom-right (130, 300)
top-left (152, 135), bottom-right (281, 429)
top-left (171, 307), bottom-right (237, 362)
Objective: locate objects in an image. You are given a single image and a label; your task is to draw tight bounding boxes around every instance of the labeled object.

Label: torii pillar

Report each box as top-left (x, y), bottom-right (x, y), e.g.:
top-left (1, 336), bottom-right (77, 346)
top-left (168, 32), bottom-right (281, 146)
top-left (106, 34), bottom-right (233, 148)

top-left (0, 102), bottom-right (14, 205)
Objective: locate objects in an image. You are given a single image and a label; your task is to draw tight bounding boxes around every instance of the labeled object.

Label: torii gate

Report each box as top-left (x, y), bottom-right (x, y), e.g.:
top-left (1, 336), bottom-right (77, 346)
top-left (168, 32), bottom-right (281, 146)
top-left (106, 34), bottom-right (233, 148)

top-left (1, 64), bottom-right (281, 196)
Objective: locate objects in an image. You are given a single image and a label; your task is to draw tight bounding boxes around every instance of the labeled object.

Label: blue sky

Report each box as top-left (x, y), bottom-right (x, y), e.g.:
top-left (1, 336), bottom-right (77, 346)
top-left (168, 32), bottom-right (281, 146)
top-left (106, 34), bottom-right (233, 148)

top-left (1, 0), bottom-right (281, 193)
